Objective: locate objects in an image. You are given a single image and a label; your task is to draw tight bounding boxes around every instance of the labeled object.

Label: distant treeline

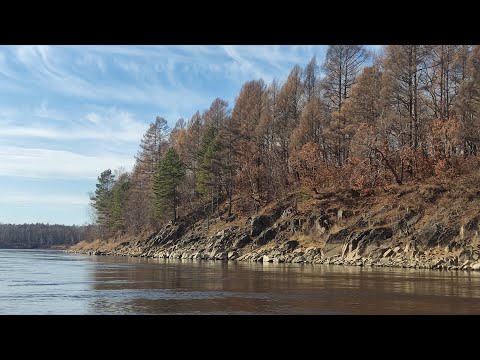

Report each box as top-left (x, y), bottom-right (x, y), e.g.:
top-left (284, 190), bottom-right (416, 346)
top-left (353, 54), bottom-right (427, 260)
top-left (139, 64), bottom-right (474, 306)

top-left (0, 223), bottom-right (97, 249)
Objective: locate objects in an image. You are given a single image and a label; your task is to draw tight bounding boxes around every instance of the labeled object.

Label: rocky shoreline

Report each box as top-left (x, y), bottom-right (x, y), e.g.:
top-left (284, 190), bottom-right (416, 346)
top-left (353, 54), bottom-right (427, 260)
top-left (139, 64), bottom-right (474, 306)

top-left (67, 202), bottom-right (480, 272)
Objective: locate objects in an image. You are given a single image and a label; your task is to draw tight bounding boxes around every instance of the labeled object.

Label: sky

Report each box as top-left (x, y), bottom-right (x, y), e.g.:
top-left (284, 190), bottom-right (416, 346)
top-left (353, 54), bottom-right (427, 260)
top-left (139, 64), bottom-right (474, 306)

top-left (0, 45), bottom-right (381, 225)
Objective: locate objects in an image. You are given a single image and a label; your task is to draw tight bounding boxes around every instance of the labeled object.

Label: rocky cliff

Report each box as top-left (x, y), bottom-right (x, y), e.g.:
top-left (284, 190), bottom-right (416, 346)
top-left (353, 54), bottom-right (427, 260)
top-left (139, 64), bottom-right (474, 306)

top-left (68, 173), bottom-right (480, 271)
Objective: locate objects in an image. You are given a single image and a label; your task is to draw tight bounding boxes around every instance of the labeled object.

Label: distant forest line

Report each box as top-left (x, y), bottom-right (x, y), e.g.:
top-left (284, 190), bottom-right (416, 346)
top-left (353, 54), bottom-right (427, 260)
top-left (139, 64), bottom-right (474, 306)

top-left (0, 223), bottom-right (96, 249)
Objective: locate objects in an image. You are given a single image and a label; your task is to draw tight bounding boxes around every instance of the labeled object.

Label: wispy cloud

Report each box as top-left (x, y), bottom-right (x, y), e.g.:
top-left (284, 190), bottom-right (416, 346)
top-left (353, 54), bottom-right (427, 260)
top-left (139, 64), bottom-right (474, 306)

top-left (33, 100), bottom-right (66, 121)
top-left (0, 146), bottom-right (135, 179)
top-left (0, 106), bottom-right (147, 143)
top-left (0, 44), bottom-right (379, 225)
top-left (0, 192), bottom-right (89, 206)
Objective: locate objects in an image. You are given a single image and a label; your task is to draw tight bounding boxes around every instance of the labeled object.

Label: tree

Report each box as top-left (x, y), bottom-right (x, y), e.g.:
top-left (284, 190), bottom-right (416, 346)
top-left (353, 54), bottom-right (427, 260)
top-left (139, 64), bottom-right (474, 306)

top-left (321, 45), bottom-right (369, 112)
top-left (321, 45), bottom-right (369, 166)
top-left (197, 126), bottom-right (223, 222)
top-left (126, 117), bottom-right (170, 231)
top-left (218, 114), bottom-right (236, 217)
top-left (456, 45), bottom-right (479, 155)
top-left (303, 55), bottom-right (319, 102)
top-left (204, 98), bottom-right (229, 130)
top-left (152, 148), bottom-right (186, 222)
top-left (135, 116), bottom-right (169, 177)
top-left (231, 79), bottom-right (266, 212)
top-left (382, 45), bottom-right (429, 151)
top-left (111, 172), bottom-right (130, 233)
top-left (90, 169), bottom-right (115, 237)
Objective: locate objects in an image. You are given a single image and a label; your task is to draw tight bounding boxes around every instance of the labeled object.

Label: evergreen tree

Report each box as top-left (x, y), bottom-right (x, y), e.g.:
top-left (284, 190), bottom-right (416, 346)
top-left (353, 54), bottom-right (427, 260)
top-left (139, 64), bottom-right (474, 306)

top-left (111, 173), bottom-right (130, 233)
top-left (90, 169), bottom-right (115, 236)
top-left (196, 126), bottom-right (222, 195)
top-left (153, 148), bottom-right (186, 222)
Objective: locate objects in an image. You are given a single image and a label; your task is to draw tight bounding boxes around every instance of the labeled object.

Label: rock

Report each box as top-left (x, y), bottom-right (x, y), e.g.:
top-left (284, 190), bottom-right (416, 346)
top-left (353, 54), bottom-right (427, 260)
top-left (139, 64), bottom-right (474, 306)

top-left (233, 235), bottom-right (252, 249)
top-left (471, 263), bottom-right (480, 271)
top-left (253, 253), bottom-right (264, 262)
top-left (293, 248), bottom-right (304, 255)
top-left (262, 255), bottom-right (273, 263)
top-left (255, 228), bottom-right (277, 246)
top-left (282, 240), bottom-right (299, 252)
top-left (289, 219), bottom-right (302, 233)
top-left (250, 215), bottom-right (272, 237)
top-left (459, 250), bottom-right (472, 262)
top-left (215, 252), bottom-right (227, 260)
top-left (281, 208), bottom-right (296, 218)
top-left (292, 255), bottom-right (305, 263)
top-left (228, 251), bottom-right (238, 260)
top-left (215, 229), bottom-right (226, 238)
top-left (383, 249), bottom-right (393, 258)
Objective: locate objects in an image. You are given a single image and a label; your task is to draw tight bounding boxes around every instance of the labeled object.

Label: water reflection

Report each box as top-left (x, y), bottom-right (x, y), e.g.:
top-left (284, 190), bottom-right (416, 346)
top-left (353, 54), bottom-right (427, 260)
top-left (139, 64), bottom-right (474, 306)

top-left (84, 256), bottom-right (480, 314)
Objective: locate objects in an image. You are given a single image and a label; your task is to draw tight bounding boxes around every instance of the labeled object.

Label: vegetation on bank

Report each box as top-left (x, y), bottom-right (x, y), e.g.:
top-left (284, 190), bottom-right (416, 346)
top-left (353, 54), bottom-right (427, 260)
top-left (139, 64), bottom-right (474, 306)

top-left (0, 223), bottom-right (96, 249)
top-left (88, 45), bottom-right (480, 240)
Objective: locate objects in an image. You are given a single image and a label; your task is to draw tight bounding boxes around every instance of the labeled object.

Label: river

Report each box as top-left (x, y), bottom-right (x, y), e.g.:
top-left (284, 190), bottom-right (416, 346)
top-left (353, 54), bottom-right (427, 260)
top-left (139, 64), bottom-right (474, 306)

top-left (1, 249), bottom-right (479, 314)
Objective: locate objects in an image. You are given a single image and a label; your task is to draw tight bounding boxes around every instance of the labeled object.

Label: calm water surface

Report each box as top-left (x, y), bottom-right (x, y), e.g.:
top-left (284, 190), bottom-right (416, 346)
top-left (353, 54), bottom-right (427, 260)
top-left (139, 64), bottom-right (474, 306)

top-left (1, 249), bottom-right (480, 314)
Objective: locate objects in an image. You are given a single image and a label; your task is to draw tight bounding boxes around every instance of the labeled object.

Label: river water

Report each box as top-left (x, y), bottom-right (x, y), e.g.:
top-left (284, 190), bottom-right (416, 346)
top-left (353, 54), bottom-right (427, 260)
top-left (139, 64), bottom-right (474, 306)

top-left (1, 249), bottom-right (480, 314)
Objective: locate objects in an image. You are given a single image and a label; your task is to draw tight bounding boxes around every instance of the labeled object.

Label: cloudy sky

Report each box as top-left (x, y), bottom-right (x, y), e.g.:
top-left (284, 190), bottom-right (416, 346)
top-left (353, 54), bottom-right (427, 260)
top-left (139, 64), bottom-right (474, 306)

top-left (0, 45), bottom-right (381, 225)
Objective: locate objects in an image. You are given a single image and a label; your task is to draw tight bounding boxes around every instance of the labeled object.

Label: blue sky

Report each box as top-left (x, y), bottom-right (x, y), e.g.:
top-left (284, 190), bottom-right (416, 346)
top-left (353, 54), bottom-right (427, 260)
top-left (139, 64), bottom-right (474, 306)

top-left (0, 45), bottom-right (381, 225)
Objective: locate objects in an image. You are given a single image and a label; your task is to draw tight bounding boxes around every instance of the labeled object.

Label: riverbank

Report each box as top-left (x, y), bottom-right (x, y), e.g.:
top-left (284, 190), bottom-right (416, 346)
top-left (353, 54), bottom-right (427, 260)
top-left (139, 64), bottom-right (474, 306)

top-left (68, 173), bottom-right (480, 272)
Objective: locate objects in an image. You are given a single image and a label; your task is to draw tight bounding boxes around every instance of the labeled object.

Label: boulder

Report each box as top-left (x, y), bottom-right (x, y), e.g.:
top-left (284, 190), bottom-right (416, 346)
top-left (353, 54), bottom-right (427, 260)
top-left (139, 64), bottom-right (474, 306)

top-left (471, 263), bottom-right (480, 271)
top-left (282, 240), bottom-right (299, 252)
top-left (383, 249), bottom-right (393, 258)
top-left (292, 255), bottom-right (305, 263)
top-left (215, 252), bottom-right (227, 260)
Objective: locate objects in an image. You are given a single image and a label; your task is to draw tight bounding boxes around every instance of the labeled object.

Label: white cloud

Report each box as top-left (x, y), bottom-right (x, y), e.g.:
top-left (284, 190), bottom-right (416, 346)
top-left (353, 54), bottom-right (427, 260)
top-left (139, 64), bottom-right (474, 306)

top-left (75, 53), bottom-right (106, 72)
top-left (33, 100), bottom-right (66, 121)
top-left (0, 192), bottom-right (89, 206)
top-left (113, 58), bottom-right (140, 74)
top-left (8, 45), bottom-right (211, 109)
top-left (85, 112), bottom-right (102, 125)
top-left (0, 146), bottom-right (135, 179)
top-left (0, 106), bottom-right (147, 144)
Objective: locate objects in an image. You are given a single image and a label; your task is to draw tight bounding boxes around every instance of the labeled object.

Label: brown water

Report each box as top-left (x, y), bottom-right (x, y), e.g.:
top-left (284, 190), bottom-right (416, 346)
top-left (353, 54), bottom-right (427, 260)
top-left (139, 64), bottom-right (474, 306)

top-left (1, 249), bottom-right (480, 314)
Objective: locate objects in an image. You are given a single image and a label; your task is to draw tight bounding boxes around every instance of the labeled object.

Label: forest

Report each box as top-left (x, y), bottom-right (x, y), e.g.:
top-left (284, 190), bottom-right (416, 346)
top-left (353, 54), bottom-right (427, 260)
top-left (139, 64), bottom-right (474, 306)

top-left (0, 223), bottom-right (96, 248)
top-left (89, 45), bottom-right (480, 239)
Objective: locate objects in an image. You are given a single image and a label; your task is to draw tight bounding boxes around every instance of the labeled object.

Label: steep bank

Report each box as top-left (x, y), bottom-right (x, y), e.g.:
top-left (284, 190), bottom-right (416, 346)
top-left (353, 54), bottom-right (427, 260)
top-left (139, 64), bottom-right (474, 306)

top-left (68, 172), bottom-right (480, 271)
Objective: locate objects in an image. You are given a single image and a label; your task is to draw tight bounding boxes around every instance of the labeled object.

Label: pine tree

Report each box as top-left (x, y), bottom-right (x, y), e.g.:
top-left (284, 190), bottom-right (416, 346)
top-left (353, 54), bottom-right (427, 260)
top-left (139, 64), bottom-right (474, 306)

top-left (152, 148), bottom-right (186, 222)
top-left (89, 169), bottom-right (115, 237)
top-left (111, 173), bottom-right (130, 233)
top-left (196, 126), bottom-right (222, 195)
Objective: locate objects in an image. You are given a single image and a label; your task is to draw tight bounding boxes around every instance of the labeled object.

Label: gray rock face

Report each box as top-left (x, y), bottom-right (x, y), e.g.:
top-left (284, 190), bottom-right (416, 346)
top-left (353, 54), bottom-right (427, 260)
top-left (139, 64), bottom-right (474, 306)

top-left (250, 215), bottom-right (272, 237)
top-left (282, 240), bottom-right (299, 252)
top-left (69, 199), bottom-right (480, 274)
top-left (255, 228), bottom-right (277, 246)
top-left (233, 235), bottom-right (252, 248)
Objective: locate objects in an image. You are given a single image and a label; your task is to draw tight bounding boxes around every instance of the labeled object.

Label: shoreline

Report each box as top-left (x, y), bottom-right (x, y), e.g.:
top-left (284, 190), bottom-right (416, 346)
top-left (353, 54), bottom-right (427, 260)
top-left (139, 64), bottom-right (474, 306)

top-left (66, 225), bottom-right (480, 273)
top-left (67, 178), bottom-right (480, 274)
top-left (65, 248), bottom-right (480, 272)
